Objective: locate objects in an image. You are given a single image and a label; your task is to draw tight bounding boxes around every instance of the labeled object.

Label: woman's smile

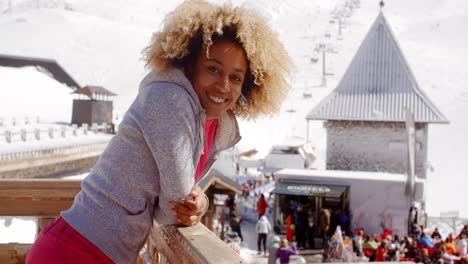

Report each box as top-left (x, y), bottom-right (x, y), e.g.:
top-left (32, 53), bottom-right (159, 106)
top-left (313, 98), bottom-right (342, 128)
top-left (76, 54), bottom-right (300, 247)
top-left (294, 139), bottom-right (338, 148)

top-left (207, 94), bottom-right (228, 104)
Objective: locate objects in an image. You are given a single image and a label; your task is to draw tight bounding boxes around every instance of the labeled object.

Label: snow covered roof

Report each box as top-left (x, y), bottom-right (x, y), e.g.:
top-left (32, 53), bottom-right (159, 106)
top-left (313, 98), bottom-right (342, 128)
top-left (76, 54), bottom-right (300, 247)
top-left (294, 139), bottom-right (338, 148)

top-left (276, 168), bottom-right (426, 183)
top-left (73, 85), bottom-right (117, 98)
top-left (198, 169), bottom-right (242, 194)
top-left (306, 12), bottom-right (449, 124)
top-left (0, 54), bottom-right (80, 89)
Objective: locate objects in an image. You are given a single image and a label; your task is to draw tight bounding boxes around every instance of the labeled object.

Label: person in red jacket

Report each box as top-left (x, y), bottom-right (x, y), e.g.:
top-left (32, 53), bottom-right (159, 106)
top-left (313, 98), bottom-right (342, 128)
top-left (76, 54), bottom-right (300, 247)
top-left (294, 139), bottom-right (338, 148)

top-left (286, 211), bottom-right (295, 241)
top-left (257, 193), bottom-right (268, 218)
top-left (376, 240), bottom-right (389, 261)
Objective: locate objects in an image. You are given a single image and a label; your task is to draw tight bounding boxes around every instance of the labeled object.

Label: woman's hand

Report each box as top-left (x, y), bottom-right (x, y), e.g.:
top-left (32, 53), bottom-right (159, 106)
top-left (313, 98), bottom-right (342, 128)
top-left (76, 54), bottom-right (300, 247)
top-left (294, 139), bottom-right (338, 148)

top-left (170, 185), bottom-right (208, 226)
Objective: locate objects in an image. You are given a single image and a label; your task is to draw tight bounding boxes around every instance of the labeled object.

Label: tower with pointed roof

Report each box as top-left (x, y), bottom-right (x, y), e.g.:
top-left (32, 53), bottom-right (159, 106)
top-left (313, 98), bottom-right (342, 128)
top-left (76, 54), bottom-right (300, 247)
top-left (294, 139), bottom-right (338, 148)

top-left (306, 11), bottom-right (448, 178)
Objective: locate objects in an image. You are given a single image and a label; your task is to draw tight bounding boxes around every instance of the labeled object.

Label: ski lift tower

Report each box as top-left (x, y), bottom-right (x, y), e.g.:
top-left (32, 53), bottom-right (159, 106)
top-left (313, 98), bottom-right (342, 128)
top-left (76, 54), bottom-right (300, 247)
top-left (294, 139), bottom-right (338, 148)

top-left (319, 42), bottom-right (327, 87)
top-left (316, 33), bottom-right (335, 87)
top-left (338, 16), bottom-right (343, 40)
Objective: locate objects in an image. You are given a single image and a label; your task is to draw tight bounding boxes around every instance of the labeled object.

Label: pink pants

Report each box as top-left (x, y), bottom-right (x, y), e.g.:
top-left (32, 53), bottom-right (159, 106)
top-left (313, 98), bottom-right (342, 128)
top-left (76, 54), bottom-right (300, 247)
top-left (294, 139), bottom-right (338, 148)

top-left (26, 216), bottom-right (113, 264)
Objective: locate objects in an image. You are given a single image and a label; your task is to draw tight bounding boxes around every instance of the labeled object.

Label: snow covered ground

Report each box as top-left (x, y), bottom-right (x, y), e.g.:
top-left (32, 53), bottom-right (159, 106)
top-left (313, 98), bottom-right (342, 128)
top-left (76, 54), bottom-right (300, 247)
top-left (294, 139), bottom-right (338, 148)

top-left (1, 0), bottom-right (468, 246)
top-left (0, 217), bottom-right (37, 243)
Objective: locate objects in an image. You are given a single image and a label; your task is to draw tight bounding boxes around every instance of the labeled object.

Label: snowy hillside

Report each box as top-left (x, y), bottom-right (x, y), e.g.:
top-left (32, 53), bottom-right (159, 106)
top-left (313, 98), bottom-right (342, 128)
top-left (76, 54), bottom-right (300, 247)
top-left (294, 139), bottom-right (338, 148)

top-left (0, 66), bottom-right (72, 123)
top-left (1, 0), bottom-right (467, 218)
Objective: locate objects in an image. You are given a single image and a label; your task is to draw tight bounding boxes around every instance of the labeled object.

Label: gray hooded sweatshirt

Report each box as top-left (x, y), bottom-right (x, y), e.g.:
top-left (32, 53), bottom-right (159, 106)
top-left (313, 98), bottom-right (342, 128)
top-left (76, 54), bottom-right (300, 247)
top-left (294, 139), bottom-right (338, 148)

top-left (61, 68), bottom-right (241, 263)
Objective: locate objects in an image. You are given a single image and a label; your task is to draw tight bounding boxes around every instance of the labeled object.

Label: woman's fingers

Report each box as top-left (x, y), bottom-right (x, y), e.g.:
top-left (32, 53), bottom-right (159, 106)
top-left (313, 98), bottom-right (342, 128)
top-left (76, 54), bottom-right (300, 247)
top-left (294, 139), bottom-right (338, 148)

top-left (170, 202), bottom-right (201, 226)
top-left (169, 185), bottom-right (208, 226)
top-left (176, 215), bottom-right (199, 226)
top-left (180, 198), bottom-right (204, 213)
top-left (170, 202), bottom-right (199, 216)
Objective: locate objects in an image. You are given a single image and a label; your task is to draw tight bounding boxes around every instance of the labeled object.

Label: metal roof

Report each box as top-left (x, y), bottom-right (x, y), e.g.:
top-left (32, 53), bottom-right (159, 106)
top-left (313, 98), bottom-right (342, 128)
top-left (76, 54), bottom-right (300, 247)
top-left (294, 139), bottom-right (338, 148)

top-left (0, 54), bottom-right (80, 89)
top-left (73, 85), bottom-right (117, 97)
top-left (307, 12), bottom-right (448, 123)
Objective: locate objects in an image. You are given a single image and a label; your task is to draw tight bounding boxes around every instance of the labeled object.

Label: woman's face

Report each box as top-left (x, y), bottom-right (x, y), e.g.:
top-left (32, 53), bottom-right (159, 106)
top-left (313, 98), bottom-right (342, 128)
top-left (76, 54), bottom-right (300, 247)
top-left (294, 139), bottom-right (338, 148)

top-left (188, 39), bottom-right (248, 120)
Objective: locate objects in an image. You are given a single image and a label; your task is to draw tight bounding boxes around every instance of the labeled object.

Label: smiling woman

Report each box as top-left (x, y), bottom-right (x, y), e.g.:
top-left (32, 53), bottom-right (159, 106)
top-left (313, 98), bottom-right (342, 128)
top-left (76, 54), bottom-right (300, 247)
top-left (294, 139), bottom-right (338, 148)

top-left (187, 38), bottom-right (247, 120)
top-left (144, 1), bottom-right (293, 119)
top-left (26, 1), bottom-right (292, 263)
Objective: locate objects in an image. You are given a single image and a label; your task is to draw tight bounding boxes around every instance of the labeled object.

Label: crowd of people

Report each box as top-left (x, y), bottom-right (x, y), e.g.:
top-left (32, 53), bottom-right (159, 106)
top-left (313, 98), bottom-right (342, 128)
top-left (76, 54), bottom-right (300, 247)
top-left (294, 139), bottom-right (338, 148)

top-left (280, 202), bottom-right (350, 251)
top-left (228, 184), bottom-right (468, 264)
top-left (254, 193), bottom-right (468, 264)
top-left (348, 224), bottom-right (468, 263)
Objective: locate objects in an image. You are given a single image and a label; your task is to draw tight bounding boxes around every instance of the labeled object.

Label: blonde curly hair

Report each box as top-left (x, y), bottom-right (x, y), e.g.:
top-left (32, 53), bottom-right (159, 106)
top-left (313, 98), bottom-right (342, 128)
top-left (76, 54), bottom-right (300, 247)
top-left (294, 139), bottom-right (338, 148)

top-left (143, 0), bottom-right (293, 119)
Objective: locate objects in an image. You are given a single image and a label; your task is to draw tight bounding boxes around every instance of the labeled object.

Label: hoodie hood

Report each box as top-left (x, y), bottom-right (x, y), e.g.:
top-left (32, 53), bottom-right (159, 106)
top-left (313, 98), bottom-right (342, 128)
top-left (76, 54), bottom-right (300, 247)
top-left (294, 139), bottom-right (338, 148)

top-left (139, 68), bottom-right (202, 112)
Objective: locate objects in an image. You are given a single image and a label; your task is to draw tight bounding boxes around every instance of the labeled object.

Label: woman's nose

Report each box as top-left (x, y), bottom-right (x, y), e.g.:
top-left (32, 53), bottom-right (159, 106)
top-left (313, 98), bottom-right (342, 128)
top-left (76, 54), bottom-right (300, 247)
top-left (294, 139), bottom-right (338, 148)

top-left (217, 76), bottom-right (230, 92)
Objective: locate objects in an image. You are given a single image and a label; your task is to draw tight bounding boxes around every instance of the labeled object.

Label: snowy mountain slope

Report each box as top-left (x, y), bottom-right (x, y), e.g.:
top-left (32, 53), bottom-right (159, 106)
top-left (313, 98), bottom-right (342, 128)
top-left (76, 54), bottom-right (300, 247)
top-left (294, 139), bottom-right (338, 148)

top-left (0, 66), bottom-right (72, 122)
top-left (0, 1), bottom-right (170, 110)
top-left (0, 0), bottom-right (467, 217)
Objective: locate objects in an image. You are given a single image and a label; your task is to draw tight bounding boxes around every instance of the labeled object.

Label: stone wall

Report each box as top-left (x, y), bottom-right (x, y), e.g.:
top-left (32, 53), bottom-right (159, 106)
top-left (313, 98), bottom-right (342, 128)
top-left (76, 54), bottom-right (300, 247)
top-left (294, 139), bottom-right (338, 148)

top-left (325, 121), bottom-right (428, 178)
top-left (0, 156), bottom-right (99, 179)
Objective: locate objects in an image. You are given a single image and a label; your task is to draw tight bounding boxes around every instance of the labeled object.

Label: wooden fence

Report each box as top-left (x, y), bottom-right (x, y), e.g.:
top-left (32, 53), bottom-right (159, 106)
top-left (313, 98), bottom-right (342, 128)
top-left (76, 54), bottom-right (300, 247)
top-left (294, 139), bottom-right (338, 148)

top-left (0, 179), bottom-right (80, 264)
top-left (0, 179), bottom-right (246, 264)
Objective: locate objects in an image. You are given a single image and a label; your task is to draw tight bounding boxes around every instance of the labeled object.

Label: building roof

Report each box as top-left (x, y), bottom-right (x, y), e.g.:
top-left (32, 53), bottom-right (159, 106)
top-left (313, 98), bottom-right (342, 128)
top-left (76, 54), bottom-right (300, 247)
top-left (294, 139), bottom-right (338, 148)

top-left (73, 85), bottom-right (117, 97)
top-left (0, 54), bottom-right (80, 89)
top-left (306, 12), bottom-right (448, 124)
top-left (276, 168), bottom-right (426, 183)
top-left (198, 169), bottom-right (242, 195)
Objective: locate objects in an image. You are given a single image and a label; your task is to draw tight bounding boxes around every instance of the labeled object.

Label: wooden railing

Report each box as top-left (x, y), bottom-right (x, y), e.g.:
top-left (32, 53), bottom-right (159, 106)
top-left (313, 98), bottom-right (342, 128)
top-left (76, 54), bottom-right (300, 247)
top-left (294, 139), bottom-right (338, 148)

top-left (0, 179), bottom-right (246, 264)
top-left (0, 179), bottom-right (81, 264)
top-left (148, 222), bottom-right (245, 264)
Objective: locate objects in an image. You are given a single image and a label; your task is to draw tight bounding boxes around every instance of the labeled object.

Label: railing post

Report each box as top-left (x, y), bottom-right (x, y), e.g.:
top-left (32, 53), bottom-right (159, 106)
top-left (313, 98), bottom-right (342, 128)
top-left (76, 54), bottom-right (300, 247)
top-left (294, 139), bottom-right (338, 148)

top-left (5, 130), bottom-right (12, 143)
top-left (37, 217), bottom-right (56, 235)
top-left (147, 239), bottom-right (159, 264)
top-left (220, 204), bottom-right (225, 241)
top-left (61, 126), bottom-right (66, 138)
top-left (34, 128), bottom-right (40, 141)
top-left (48, 127), bottom-right (54, 139)
top-left (72, 124), bottom-right (78, 136)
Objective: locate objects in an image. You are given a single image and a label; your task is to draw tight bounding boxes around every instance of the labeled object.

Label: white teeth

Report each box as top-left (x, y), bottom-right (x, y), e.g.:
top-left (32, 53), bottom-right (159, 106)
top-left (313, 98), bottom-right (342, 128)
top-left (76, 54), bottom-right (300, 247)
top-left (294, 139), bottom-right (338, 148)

top-left (208, 95), bottom-right (226, 103)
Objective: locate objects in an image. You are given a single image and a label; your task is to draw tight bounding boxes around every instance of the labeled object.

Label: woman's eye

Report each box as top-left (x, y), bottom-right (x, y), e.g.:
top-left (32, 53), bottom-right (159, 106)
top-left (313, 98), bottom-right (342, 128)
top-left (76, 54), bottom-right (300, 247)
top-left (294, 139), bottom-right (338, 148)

top-left (207, 66), bottom-right (219, 73)
top-left (231, 75), bottom-right (242, 82)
